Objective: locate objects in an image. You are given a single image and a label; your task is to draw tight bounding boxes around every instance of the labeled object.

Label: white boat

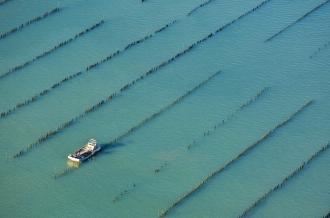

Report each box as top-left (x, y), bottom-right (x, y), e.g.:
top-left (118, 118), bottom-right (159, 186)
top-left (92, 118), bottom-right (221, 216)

top-left (68, 139), bottom-right (101, 162)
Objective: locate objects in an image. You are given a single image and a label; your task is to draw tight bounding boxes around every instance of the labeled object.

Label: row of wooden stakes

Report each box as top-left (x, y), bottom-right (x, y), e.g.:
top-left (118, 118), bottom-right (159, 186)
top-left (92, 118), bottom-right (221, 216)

top-left (0, 7), bottom-right (61, 40)
top-left (187, 0), bottom-right (215, 16)
top-left (12, 0), bottom-right (275, 159)
top-left (159, 100), bottom-right (313, 217)
top-left (2, 0), bottom-right (271, 120)
top-left (0, 20), bottom-right (176, 120)
top-left (52, 70), bottom-right (221, 180)
top-left (310, 39), bottom-right (330, 59)
top-left (112, 183), bottom-right (137, 203)
top-left (0, 20), bottom-right (104, 80)
top-left (187, 87), bottom-right (269, 150)
top-left (238, 142), bottom-right (330, 217)
top-left (12, 12), bottom-right (244, 159)
top-left (107, 70), bottom-right (222, 148)
top-left (265, 0), bottom-right (330, 42)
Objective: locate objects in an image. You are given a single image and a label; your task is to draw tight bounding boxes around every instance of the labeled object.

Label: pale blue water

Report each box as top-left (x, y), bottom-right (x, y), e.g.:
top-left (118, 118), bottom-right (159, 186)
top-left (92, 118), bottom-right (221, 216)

top-left (0, 0), bottom-right (329, 217)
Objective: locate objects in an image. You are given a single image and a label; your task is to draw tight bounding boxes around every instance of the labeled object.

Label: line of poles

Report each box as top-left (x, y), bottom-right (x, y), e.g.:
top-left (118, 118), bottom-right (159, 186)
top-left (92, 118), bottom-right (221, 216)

top-left (187, 0), bottom-right (217, 16)
top-left (104, 70), bottom-right (222, 148)
top-left (53, 167), bottom-right (75, 179)
top-left (0, 7), bottom-right (61, 40)
top-left (154, 161), bottom-right (169, 174)
top-left (0, 20), bottom-right (175, 120)
top-left (155, 20), bottom-right (177, 34)
top-left (238, 142), bottom-right (330, 218)
top-left (86, 19), bottom-right (177, 72)
top-left (187, 87), bottom-right (269, 150)
top-left (13, 0), bottom-right (272, 158)
top-left (158, 100), bottom-right (313, 217)
top-left (310, 40), bottom-right (330, 59)
top-left (112, 183), bottom-right (137, 203)
top-left (53, 70), bottom-right (221, 179)
top-left (0, 20), bottom-right (104, 81)
top-left (265, 0), bottom-right (330, 42)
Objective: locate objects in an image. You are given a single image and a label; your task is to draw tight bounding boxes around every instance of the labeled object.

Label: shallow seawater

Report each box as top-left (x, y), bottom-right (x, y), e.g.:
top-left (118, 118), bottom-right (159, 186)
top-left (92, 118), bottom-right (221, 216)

top-left (0, 0), bottom-right (329, 217)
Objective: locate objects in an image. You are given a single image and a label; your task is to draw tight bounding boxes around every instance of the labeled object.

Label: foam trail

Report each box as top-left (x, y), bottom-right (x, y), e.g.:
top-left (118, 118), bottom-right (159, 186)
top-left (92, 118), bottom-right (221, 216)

top-left (14, 0), bottom-right (272, 158)
top-left (0, 20), bottom-right (175, 119)
top-left (238, 142), bottom-right (330, 218)
top-left (0, 20), bottom-right (105, 81)
top-left (0, 7), bottom-right (61, 40)
top-left (159, 100), bottom-right (313, 217)
top-left (265, 0), bottom-right (330, 42)
top-left (187, 87), bottom-right (269, 150)
top-left (53, 70), bottom-right (222, 179)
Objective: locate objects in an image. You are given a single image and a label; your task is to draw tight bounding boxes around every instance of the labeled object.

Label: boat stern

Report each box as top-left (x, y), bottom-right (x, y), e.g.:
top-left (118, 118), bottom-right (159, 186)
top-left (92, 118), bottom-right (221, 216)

top-left (67, 155), bottom-right (81, 163)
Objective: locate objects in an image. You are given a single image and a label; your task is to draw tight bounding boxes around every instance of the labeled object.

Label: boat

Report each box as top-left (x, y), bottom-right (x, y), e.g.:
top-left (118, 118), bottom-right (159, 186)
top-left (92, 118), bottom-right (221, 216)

top-left (68, 138), bottom-right (101, 162)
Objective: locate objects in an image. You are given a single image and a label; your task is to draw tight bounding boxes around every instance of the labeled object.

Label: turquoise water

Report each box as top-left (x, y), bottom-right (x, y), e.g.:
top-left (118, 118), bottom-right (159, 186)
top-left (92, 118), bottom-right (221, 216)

top-left (0, 0), bottom-right (329, 217)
